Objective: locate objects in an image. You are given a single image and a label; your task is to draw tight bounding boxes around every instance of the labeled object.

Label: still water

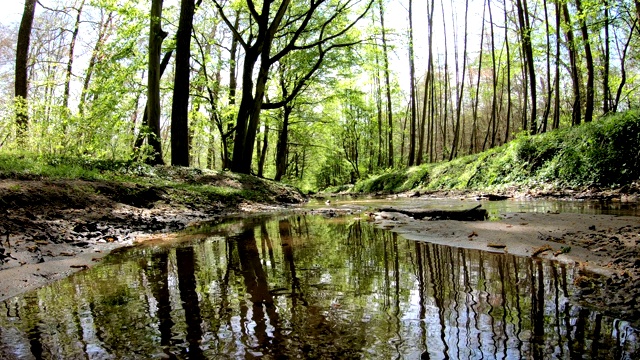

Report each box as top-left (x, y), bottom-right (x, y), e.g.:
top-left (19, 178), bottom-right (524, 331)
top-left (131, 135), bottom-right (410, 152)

top-left (0, 214), bottom-right (638, 359)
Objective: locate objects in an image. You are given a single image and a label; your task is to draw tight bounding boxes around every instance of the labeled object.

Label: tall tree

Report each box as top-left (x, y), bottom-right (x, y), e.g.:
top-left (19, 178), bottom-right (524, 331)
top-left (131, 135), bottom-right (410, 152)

top-left (575, 0), bottom-right (594, 123)
top-left (15, 0), bottom-right (37, 138)
top-left (170, 0), bottom-right (197, 166)
top-left (213, 0), bottom-right (373, 174)
top-left (407, 0), bottom-right (417, 166)
top-left (602, 0), bottom-right (610, 114)
top-left (63, 0), bottom-right (85, 112)
top-left (515, 0), bottom-right (537, 133)
top-left (146, 0), bottom-right (167, 165)
top-left (503, 0), bottom-right (512, 143)
top-left (449, 0), bottom-right (469, 160)
top-left (552, 0), bottom-right (561, 129)
top-left (378, 0), bottom-right (394, 167)
top-left (562, 1), bottom-right (581, 125)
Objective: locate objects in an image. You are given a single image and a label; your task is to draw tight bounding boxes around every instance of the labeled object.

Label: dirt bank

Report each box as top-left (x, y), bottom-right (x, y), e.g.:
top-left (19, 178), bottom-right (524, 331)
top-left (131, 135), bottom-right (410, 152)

top-left (0, 176), bottom-right (304, 301)
top-left (369, 207), bottom-right (640, 323)
top-left (1, 177), bottom-right (639, 325)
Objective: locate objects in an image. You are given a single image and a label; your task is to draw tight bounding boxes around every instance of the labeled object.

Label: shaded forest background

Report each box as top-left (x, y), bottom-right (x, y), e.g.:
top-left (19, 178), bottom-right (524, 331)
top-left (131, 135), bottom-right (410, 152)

top-left (1, 0), bottom-right (639, 192)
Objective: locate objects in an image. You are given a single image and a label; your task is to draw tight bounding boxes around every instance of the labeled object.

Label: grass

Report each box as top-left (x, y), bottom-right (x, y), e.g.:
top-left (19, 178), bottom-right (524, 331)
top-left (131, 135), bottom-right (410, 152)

top-left (351, 110), bottom-right (640, 194)
top-left (0, 152), bottom-right (304, 207)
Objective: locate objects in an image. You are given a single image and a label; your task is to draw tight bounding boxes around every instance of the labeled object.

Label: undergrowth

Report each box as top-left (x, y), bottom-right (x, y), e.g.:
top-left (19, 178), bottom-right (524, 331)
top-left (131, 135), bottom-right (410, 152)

top-left (351, 110), bottom-right (640, 193)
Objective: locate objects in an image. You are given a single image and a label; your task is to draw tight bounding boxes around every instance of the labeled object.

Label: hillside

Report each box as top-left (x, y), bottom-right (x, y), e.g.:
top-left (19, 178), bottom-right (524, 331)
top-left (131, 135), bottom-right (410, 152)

top-left (348, 110), bottom-right (640, 197)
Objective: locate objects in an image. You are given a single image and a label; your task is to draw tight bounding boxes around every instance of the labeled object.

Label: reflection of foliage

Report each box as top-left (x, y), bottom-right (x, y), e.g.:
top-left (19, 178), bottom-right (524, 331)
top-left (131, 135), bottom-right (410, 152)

top-left (0, 216), bottom-right (636, 359)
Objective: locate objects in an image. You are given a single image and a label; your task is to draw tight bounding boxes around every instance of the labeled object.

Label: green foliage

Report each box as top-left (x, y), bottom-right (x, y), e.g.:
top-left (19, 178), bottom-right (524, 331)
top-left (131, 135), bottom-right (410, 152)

top-left (349, 110), bottom-right (640, 193)
top-left (352, 169), bottom-right (407, 193)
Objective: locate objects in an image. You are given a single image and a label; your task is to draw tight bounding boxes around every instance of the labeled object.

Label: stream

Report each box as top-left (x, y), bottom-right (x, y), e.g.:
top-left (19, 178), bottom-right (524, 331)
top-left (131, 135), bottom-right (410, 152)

top-left (0, 199), bottom-right (638, 359)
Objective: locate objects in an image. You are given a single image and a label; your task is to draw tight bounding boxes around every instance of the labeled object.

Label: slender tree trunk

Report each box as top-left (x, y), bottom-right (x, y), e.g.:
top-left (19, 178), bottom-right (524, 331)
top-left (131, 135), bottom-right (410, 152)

top-left (603, 0), bottom-right (610, 114)
top-left (79, 10), bottom-right (113, 116)
top-left (553, 0), bottom-right (561, 129)
top-left (15, 0), bottom-right (37, 138)
top-left (170, 0), bottom-right (196, 166)
top-left (441, 0), bottom-right (450, 161)
top-left (504, 0), bottom-right (512, 143)
top-left (408, 0), bottom-right (417, 166)
top-left (470, 0), bottom-right (486, 155)
top-left (488, 0), bottom-right (498, 148)
top-left (257, 120), bottom-right (269, 178)
top-left (275, 105), bottom-right (292, 181)
top-left (224, 12), bottom-right (240, 169)
top-left (562, 2), bottom-right (581, 126)
top-left (379, 0), bottom-right (394, 168)
top-left (420, 0), bottom-right (435, 164)
top-left (374, 44), bottom-right (384, 167)
top-left (449, 0), bottom-right (469, 161)
top-left (469, 1), bottom-right (484, 154)
top-left (146, 0), bottom-right (167, 165)
top-left (575, 0), bottom-right (594, 123)
top-left (63, 0), bottom-right (85, 112)
top-left (541, 0), bottom-right (551, 133)
top-left (515, 0), bottom-right (537, 133)
top-left (612, 22), bottom-right (634, 112)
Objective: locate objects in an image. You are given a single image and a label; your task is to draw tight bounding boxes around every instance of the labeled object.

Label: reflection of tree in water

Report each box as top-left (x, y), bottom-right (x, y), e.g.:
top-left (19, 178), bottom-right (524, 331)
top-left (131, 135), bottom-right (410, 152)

top-left (0, 215), bottom-right (638, 359)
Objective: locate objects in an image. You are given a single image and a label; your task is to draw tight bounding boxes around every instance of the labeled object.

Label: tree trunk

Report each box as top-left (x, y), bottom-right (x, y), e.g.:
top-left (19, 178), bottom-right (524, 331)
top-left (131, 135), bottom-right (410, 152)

top-left (503, 0), bottom-right (512, 143)
top-left (487, 0), bottom-right (498, 148)
top-left (407, 0), bottom-right (417, 166)
top-left (257, 120), bottom-right (269, 178)
top-left (541, 0), bottom-right (551, 133)
top-left (612, 22), bottom-right (634, 112)
top-left (135, 49), bottom-right (174, 152)
top-left (63, 0), bottom-right (85, 112)
top-left (449, 0), bottom-right (469, 161)
top-left (552, 0), bottom-right (561, 129)
top-left (274, 105), bottom-right (292, 181)
top-left (575, 0), bottom-right (594, 123)
top-left (562, 2), bottom-right (581, 126)
top-left (15, 0), bottom-right (37, 138)
top-left (170, 0), bottom-right (196, 166)
top-left (470, 0), bottom-right (486, 155)
top-left (224, 12), bottom-right (240, 169)
top-left (146, 0), bottom-right (167, 165)
top-left (79, 10), bottom-right (113, 116)
top-left (420, 0), bottom-right (435, 164)
top-left (379, 0), bottom-right (394, 168)
top-left (602, 0), bottom-right (610, 114)
top-left (515, 0), bottom-right (537, 133)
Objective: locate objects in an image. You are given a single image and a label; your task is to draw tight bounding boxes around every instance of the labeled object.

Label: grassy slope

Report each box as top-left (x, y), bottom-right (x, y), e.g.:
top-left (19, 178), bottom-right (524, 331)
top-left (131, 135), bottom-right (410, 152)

top-left (0, 155), bottom-right (305, 210)
top-left (350, 110), bottom-right (640, 194)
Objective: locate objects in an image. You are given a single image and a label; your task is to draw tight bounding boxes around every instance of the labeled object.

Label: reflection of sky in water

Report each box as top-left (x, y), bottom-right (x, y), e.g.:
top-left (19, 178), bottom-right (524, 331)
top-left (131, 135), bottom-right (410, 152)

top-left (0, 215), bottom-right (637, 359)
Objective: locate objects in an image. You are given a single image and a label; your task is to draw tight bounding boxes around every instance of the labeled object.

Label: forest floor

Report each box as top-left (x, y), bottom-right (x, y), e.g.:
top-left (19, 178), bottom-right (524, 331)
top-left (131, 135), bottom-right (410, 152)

top-left (0, 173), bottom-right (305, 302)
top-left (0, 175), bottom-right (639, 325)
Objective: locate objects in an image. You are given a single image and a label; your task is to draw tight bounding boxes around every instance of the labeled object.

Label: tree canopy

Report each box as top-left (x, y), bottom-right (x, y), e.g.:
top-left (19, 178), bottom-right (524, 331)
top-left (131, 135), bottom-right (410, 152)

top-left (2, 0), bottom-right (640, 191)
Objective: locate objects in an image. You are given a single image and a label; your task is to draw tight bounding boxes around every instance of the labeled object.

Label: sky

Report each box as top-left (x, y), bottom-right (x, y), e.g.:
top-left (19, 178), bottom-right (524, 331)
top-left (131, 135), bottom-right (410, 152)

top-left (2, 0), bottom-right (27, 25)
top-left (1, 0), bottom-right (488, 93)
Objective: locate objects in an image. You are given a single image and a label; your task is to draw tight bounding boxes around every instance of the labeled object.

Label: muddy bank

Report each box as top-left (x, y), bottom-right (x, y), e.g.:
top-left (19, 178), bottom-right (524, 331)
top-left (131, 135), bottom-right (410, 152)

top-left (367, 209), bottom-right (640, 324)
top-left (1, 176), bottom-right (639, 325)
top-left (0, 176), bottom-right (304, 301)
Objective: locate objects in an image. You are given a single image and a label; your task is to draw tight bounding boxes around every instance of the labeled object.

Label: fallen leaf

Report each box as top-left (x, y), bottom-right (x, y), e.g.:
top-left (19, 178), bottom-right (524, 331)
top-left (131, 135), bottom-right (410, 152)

top-left (59, 252), bottom-right (75, 257)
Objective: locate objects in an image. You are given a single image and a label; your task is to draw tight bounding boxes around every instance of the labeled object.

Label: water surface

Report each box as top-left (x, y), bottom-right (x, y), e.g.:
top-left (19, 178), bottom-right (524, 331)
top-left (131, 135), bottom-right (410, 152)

top-left (0, 215), bottom-right (638, 359)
